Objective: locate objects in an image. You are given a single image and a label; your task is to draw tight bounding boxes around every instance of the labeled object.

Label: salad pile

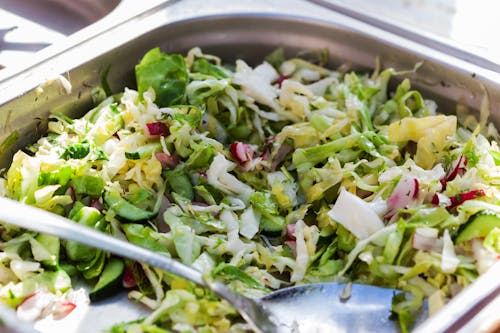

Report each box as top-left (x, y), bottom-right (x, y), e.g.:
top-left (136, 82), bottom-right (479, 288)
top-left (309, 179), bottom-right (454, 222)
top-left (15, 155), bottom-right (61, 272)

top-left (1, 47), bottom-right (500, 333)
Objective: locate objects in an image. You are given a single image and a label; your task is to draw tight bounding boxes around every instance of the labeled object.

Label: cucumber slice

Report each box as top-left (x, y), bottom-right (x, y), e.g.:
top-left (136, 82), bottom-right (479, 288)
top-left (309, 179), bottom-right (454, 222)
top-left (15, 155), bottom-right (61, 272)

top-left (456, 211), bottom-right (500, 244)
top-left (89, 257), bottom-right (125, 302)
top-left (125, 143), bottom-right (160, 160)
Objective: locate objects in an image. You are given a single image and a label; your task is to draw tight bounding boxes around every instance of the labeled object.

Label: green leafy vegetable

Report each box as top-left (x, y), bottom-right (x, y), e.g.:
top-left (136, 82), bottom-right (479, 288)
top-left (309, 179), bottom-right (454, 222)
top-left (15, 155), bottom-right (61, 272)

top-left (70, 175), bottom-right (104, 197)
top-left (104, 190), bottom-right (157, 221)
top-left (61, 141), bottom-right (90, 160)
top-left (136, 48), bottom-right (188, 107)
top-left (192, 58), bottom-right (229, 79)
top-left (38, 166), bottom-right (72, 186)
top-left (249, 191), bottom-right (285, 232)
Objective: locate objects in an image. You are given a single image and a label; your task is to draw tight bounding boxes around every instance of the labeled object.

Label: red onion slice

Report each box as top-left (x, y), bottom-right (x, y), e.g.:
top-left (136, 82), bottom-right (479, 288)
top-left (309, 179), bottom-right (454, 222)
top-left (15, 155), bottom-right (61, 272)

top-left (441, 155), bottom-right (467, 189)
top-left (448, 189), bottom-right (485, 210)
top-left (286, 223), bottom-right (297, 241)
top-left (155, 152), bottom-right (179, 169)
top-left (122, 265), bottom-right (138, 289)
top-left (146, 122), bottom-right (170, 137)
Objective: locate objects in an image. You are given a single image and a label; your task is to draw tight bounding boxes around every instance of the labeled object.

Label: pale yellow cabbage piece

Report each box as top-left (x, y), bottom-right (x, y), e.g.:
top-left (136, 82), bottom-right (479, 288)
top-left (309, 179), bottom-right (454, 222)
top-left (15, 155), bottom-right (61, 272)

top-left (388, 115), bottom-right (457, 169)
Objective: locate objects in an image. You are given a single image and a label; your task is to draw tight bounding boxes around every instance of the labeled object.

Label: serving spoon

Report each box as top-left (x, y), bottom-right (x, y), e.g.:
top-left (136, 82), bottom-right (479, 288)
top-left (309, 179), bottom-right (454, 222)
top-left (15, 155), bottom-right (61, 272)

top-left (0, 197), bottom-right (425, 333)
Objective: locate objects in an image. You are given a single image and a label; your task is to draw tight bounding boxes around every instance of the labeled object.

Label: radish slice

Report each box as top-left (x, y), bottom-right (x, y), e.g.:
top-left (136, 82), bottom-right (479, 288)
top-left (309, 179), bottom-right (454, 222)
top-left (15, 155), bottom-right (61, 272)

top-left (447, 155), bottom-right (467, 180)
top-left (412, 178), bottom-right (419, 198)
top-left (229, 142), bottom-right (255, 163)
top-left (17, 291), bottom-right (78, 321)
top-left (432, 194), bottom-right (438, 205)
top-left (52, 300), bottom-right (76, 320)
top-left (16, 291), bottom-right (56, 322)
top-left (386, 174), bottom-right (419, 218)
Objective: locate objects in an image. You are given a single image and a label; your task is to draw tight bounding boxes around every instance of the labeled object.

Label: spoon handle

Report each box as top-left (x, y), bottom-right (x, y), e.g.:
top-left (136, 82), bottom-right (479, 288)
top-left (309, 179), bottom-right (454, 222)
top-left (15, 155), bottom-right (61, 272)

top-left (0, 196), bottom-right (270, 333)
top-left (413, 259), bottom-right (500, 333)
top-left (0, 196), bottom-right (205, 287)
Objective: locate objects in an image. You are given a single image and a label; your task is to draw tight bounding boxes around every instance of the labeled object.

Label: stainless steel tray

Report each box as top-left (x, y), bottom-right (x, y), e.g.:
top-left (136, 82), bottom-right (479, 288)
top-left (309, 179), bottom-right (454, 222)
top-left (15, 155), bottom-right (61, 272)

top-left (0, 0), bottom-right (499, 332)
top-left (0, 0), bottom-right (170, 77)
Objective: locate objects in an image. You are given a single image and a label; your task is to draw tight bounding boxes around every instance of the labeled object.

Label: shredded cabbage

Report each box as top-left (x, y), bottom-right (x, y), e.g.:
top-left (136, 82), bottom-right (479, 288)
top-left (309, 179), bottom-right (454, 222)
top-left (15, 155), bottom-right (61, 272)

top-left (1, 47), bottom-right (499, 333)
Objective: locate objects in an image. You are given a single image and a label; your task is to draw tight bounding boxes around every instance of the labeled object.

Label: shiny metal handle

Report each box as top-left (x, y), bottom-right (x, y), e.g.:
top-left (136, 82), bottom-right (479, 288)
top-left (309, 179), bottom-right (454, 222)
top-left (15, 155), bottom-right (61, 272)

top-left (0, 197), bottom-right (269, 333)
top-left (0, 196), bottom-right (205, 287)
top-left (413, 259), bottom-right (500, 333)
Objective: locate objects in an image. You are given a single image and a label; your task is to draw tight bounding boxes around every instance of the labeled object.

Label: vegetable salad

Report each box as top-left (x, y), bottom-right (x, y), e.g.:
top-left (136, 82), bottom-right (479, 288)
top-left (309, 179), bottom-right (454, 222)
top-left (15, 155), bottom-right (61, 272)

top-left (1, 47), bottom-right (499, 333)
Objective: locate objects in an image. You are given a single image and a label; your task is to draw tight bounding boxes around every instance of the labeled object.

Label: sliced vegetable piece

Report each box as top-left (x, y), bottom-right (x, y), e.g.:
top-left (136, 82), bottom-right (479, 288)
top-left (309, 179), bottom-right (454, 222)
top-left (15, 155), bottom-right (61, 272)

top-left (292, 133), bottom-right (361, 172)
top-left (38, 166), bottom-right (72, 187)
top-left (16, 291), bottom-right (56, 321)
top-left (61, 141), bottom-right (90, 160)
top-left (448, 189), bottom-right (485, 210)
top-left (456, 211), bottom-right (500, 244)
top-left (77, 250), bottom-right (107, 280)
top-left (86, 99), bottom-right (124, 145)
top-left (328, 187), bottom-right (384, 240)
top-left (212, 263), bottom-right (261, 288)
top-left (146, 122), bottom-right (170, 137)
top-left (70, 175), bottom-right (104, 197)
top-left (89, 258), bottom-right (125, 302)
top-left (122, 223), bottom-right (170, 255)
top-left (230, 142), bottom-right (255, 164)
top-left (386, 175), bottom-right (419, 219)
top-left (249, 191), bottom-right (285, 232)
top-left (155, 152), bottom-right (179, 169)
top-left (52, 300), bottom-right (77, 320)
top-left (104, 190), bottom-right (156, 221)
top-left (164, 168), bottom-right (194, 200)
top-left (125, 143), bottom-right (161, 160)
top-left (387, 115), bottom-right (456, 169)
top-left (135, 48), bottom-right (188, 107)
top-left (184, 142), bottom-right (216, 170)
top-left (65, 205), bottom-right (104, 262)
top-left (192, 58), bottom-right (229, 79)
top-left (34, 234), bottom-right (60, 267)
top-left (122, 265), bottom-right (138, 289)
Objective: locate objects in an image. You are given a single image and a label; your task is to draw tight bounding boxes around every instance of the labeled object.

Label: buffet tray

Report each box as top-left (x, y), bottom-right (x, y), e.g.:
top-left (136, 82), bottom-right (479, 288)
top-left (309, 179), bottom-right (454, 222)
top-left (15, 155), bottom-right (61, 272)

top-left (0, 0), bottom-right (499, 332)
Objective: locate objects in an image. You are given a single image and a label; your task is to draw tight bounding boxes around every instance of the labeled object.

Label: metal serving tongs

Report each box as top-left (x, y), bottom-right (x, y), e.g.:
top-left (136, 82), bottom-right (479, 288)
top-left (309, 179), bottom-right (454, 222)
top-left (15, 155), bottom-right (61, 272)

top-left (2, 197), bottom-right (497, 332)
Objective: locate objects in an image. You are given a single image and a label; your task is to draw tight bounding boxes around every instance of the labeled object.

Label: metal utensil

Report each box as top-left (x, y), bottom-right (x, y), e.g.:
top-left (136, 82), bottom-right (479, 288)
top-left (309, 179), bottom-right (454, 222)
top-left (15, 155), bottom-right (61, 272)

top-left (0, 196), bottom-right (424, 333)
